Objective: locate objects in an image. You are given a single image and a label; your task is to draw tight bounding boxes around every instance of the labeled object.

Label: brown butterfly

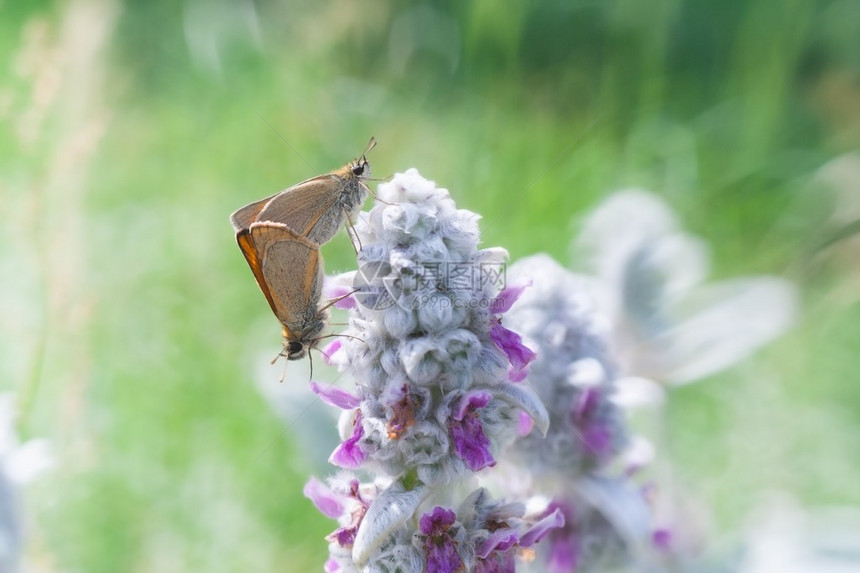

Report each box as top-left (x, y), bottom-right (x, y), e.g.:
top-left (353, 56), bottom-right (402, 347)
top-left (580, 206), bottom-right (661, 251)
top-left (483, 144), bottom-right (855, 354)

top-left (230, 138), bottom-right (376, 246)
top-left (235, 221), bottom-right (327, 361)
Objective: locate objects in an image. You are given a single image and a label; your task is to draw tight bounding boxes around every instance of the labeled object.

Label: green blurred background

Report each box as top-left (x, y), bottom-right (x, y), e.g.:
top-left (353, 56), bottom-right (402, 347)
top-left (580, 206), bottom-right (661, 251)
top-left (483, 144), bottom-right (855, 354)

top-left (1, 0), bottom-right (859, 570)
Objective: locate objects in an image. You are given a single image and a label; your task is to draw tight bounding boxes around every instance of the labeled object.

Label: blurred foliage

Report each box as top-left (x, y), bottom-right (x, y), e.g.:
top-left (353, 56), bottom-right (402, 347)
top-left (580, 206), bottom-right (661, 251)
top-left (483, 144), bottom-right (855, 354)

top-left (1, 0), bottom-right (858, 571)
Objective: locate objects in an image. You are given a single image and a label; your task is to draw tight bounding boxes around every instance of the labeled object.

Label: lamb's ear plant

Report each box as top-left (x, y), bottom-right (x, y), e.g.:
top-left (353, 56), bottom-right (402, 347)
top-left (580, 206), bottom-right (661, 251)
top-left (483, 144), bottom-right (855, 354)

top-left (498, 254), bottom-right (656, 573)
top-left (303, 170), bottom-right (563, 572)
top-left (482, 190), bottom-right (799, 572)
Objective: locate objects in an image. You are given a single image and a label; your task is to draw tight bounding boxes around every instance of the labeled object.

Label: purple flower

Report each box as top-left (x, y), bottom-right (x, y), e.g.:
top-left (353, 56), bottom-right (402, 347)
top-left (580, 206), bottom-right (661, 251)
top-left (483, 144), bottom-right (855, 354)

top-left (323, 275), bottom-right (357, 309)
top-left (519, 507), bottom-right (566, 547)
top-left (304, 477), bottom-right (368, 549)
top-left (490, 323), bottom-right (536, 373)
top-left (475, 550), bottom-right (516, 573)
top-left (547, 536), bottom-right (580, 573)
top-left (450, 391), bottom-right (495, 471)
top-left (386, 385), bottom-right (415, 440)
top-left (310, 381), bottom-right (361, 410)
top-left (517, 411), bottom-right (534, 437)
top-left (572, 388), bottom-right (614, 461)
top-left (320, 339), bottom-right (343, 365)
top-left (331, 521), bottom-right (360, 547)
top-left (330, 410), bottom-right (366, 468)
top-left (541, 502), bottom-right (581, 573)
top-left (303, 476), bottom-right (346, 519)
top-left (490, 281), bottom-right (532, 315)
top-left (476, 529), bottom-right (519, 573)
top-left (419, 507), bottom-right (464, 573)
top-left (474, 506), bottom-right (565, 572)
top-left (477, 530), bottom-right (519, 559)
top-left (488, 283), bottom-right (538, 380)
top-left (653, 528), bottom-right (672, 551)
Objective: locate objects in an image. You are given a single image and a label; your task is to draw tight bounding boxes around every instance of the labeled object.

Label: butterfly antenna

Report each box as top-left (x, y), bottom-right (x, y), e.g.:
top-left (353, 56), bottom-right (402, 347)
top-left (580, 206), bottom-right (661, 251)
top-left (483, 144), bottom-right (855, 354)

top-left (278, 357), bottom-right (288, 384)
top-left (270, 348), bottom-right (284, 365)
top-left (308, 351), bottom-right (314, 384)
top-left (361, 136), bottom-right (377, 158)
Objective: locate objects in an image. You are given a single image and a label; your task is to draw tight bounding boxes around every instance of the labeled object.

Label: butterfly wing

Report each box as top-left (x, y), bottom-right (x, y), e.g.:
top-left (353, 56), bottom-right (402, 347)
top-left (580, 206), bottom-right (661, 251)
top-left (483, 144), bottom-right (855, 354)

top-left (249, 222), bottom-right (323, 336)
top-left (236, 229), bottom-right (279, 317)
top-left (255, 175), bottom-right (348, 244)
top-left (230, 192), bottom-right (279, 233)
top-left (229, 172), bottom-right (341, 235)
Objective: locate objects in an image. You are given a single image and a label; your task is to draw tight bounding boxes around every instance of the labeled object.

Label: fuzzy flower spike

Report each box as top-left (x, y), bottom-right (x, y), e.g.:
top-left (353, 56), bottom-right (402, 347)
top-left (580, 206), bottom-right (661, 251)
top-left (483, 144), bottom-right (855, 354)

top-left (500, 255), bottom-right (654, 572)
top-left (307, 169), bottom-right (557, 571)
top-left (330, 169), bottom-right (549, 484)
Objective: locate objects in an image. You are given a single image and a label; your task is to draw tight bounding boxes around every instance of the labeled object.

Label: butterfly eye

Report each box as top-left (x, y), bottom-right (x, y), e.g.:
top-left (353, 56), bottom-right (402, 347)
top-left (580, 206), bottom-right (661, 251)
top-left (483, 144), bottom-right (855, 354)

top-left (287, 341), bottom-right (304, 358)
top-left (352, 160), bottom-right (369, 177)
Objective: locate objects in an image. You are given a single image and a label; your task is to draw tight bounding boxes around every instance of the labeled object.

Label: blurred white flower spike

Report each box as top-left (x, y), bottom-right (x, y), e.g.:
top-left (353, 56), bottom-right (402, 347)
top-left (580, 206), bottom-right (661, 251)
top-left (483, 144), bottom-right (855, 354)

top-left (0, 394), bottom-right (54, 573)
top-left (502, 255), bottom-right (657, 572)
top-left (573, 190), bottom-right (798, 386)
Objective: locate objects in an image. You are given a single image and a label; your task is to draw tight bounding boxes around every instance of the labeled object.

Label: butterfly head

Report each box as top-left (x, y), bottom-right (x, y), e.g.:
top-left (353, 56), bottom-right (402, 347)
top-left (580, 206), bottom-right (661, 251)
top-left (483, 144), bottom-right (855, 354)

top-left (284, 340), bottom-right (309, 361)
top-left (349, 156), bottom-right (371, 179)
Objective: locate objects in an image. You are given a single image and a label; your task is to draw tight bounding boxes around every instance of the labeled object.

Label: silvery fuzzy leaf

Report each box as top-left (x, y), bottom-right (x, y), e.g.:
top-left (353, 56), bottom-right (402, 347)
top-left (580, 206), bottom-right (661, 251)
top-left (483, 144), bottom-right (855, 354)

top-left (337, 408), bottom-right (358, 442)
top-left (738, 504), bottom-right (860, 573)
top-left (493, 383), bottom-right (550, 437)
top-left (577, 475), bottom-right (652, 556)
top-left (352, 483), bottom-right (429, 567)
top-left (636, 277), bottom-right (797, 385)
top-left (574, 190), bottom-right (797, 386)
top-left (474, 247), bottom-right (509, 266)
top-left (573, 190), bottom-right (678, 281)
top-left (620, 232), bottom-right (709, 325)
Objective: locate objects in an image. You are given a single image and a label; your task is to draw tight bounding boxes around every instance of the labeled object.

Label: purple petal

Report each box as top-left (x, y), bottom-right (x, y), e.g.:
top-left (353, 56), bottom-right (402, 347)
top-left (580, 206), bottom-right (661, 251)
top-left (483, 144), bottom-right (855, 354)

top-left (507, 364), bottom-right (529, 382)
top-left (419, 508), bottom-right (463, 573)
top-left (520, 508), bottom-right (566, 547)
top-left (303, 477), bottom-right (345, 519)
top-left (517, 410), bottom-right (534, 436)
top-left (331, 524), bottom-right (358, 547)
top-left (574, 388), bottom-right (600, 421)
top-left (419, 507), bottom-right (457, 535)
top-left (477, 529), bottom-right (519, 559)
top-left (329, 411), bottom-right (366, 468)
top-left (450, 393), bottom-right (495, 470)
top-left (490, 322), bottom-right (536, 371)
top-left (475, 550), bottom-right (516, 573)
top-left (582, 425), bottom-right (613, 460)
top-left (425, 539), bottom-right (464, 573)
top-left (490, 280), bottom-right (532, 315)
top-left (332, 290), bottom-right (357, 309)
top-left (310, 381), bottom-right (361, 410)
top-left (324, 277), bottom-right (357, 309)
top-left (386, 387), bottom-right (415, 439)
top-left (453, 391), bottom-right (493, 421)
top-left (324, 558), bottom-right (340, 572)
top-left (320, 339), bottom-right (343, 365)
top-left (547, 535), bottom-right (580, 573)
top-left (450, 412), bottom-right (495, 471)
top-left (653, 528), bottom-right (672, 551)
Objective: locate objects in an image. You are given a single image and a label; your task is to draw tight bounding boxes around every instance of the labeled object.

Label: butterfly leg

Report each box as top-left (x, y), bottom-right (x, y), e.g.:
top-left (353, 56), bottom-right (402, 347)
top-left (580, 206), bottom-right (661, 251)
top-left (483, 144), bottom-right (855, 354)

top-left (345, 216), bottom-right (363, 253)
